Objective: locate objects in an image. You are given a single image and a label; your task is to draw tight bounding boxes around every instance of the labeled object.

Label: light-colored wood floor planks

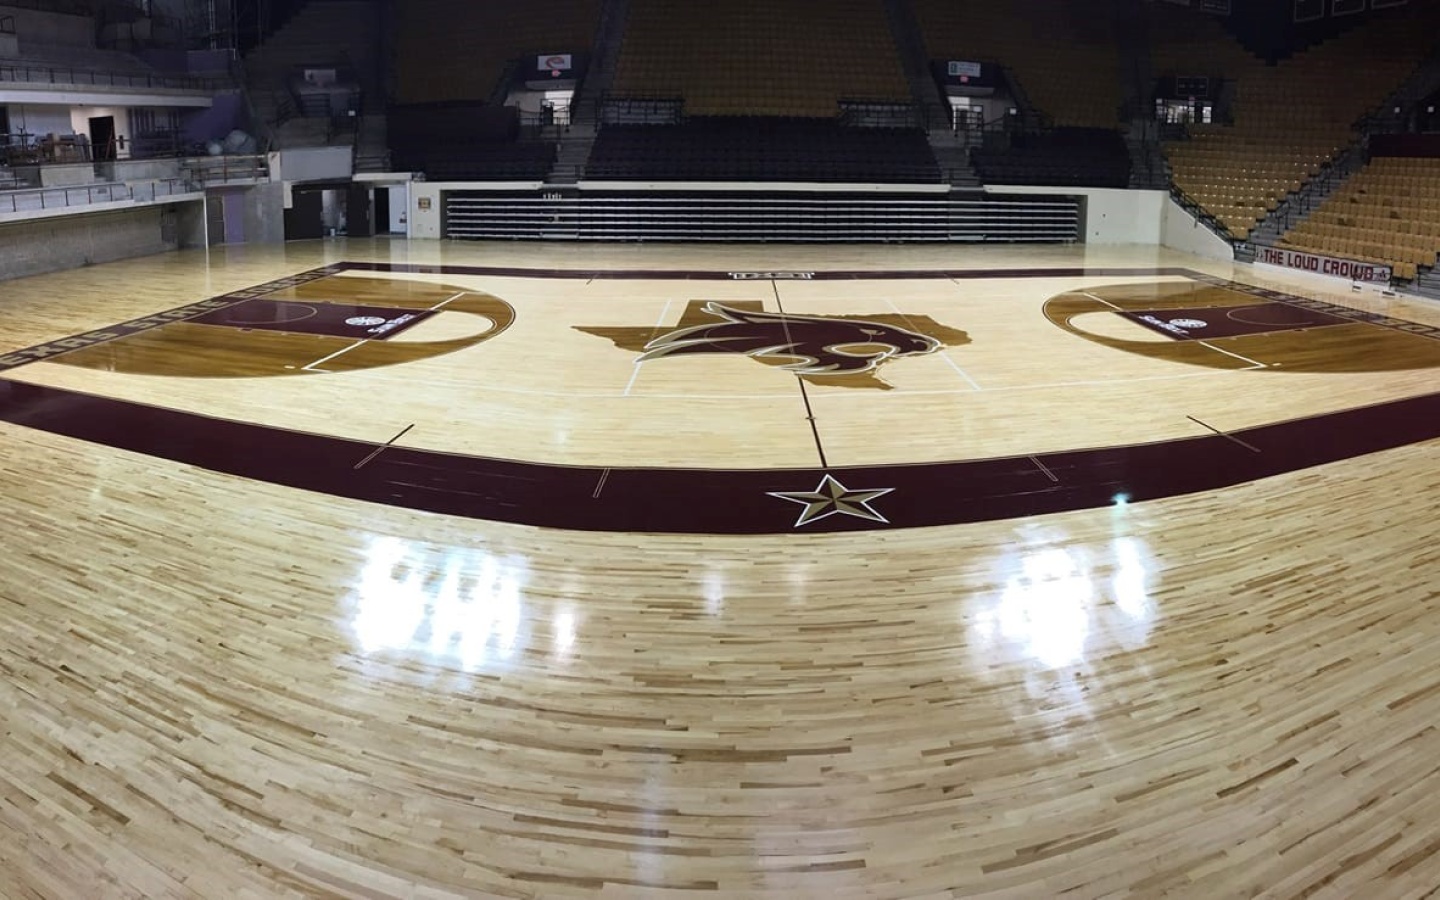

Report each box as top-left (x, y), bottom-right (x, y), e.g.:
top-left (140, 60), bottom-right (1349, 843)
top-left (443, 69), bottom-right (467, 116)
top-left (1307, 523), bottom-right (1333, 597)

top-left (0, 240), bottom-right (1439, 898)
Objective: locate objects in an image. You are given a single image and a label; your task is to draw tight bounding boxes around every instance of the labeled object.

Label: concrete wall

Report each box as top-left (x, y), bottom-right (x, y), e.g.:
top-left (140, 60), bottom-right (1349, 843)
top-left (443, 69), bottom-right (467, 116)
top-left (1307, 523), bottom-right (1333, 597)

top-left (244, 181), bottom-right (285, 243)
top-left (1160, 197), bottom-right (1235, 261)
top-left (0, 205), bottom-right (181, 281)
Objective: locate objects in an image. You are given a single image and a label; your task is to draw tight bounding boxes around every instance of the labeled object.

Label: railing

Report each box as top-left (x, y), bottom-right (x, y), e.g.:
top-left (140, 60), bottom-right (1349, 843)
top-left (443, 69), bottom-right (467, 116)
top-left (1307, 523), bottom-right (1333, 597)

top-left (0, 60), bottom-right (228, 91)
top-left (0, 177), bottom-right (195, 216)
top-left (1169, 182), bottom-right (1236, 242)
top-left (182, 154), bottom-right (269, 183)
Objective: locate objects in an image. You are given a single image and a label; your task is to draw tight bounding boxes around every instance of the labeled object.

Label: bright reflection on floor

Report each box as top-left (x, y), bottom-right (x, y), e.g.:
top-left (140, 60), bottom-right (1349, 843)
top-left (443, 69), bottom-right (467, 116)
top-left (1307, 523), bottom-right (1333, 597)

top-left (976, 547), bottom-right (1094, 668)
top-left (347, 535), bottom-right (529, 670)
top-left (972, 533), bottom-right (1158, 669)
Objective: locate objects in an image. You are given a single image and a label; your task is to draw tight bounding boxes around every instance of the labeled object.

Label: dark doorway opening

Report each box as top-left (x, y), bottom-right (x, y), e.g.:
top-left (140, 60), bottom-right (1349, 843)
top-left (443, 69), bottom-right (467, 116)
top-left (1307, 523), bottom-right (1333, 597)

top-left (88, 116), bottom-right (116, 161)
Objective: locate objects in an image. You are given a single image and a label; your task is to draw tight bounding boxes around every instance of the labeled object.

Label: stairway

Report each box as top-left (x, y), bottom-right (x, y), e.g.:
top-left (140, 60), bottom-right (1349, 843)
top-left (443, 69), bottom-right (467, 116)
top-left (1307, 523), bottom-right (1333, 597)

top-left (882, 0), bottom-right (950, 132)
top-left (242, 0), bottom-right (381, 150)
top-left (1413, 261), bottom-right (1440, 301)
top-left (1248, 138), bottom-right (1366, 248)
top-left (548, 0), bottom-right (629, 183)
top-left (880, 0), bottom-right (980, 188)
top-left (1252, 45), bottom-right (1440, 248)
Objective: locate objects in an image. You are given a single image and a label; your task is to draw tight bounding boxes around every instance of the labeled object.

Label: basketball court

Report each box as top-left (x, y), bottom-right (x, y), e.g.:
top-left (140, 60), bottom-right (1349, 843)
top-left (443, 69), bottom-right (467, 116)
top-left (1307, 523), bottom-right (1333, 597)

top-left (2, 239), bottom-right (1439, 895)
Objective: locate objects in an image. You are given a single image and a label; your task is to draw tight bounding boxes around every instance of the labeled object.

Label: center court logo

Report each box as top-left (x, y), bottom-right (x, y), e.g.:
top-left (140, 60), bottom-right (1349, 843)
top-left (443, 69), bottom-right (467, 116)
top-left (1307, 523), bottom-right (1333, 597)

top-left (345, 316), bottom-right (387, 327)
top-left (575, 300), bottom-right (970, 390)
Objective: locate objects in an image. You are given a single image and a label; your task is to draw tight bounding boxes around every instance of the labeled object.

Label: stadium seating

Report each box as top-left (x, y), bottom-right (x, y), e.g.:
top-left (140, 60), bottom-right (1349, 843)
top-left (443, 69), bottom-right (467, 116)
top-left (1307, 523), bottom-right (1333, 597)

top-left (1153, 3), bottom-right (1437, 239)
top-left (971, 127), bottom-right (1130, 188)
top-left (911, 0), bottom-right (1123, 129)
top-left (394, 0), bottom-right (601, 103)
top-left (1277, 156), bottom-right (1440, 281)
top-left (586, 117), bottom-right (941, 183)
top-left (610, 0), bottom-right (909, 118)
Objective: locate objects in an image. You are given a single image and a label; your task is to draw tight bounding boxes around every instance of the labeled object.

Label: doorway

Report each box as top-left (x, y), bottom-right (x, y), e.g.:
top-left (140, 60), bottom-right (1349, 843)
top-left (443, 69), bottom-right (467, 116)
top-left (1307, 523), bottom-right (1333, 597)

top-left (88, 116), bottom-right (116, 161)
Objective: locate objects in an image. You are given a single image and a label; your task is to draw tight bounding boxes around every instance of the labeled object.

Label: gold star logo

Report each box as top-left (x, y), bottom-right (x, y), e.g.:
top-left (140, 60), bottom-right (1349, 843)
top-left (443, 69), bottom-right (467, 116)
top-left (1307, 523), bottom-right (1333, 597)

top-left (768, 474), bottom-right (895, 528)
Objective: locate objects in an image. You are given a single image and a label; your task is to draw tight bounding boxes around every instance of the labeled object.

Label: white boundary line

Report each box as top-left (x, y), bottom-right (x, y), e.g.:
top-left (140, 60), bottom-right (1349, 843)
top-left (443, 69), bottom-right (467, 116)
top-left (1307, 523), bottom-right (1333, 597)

top-left (1078, 291), bottom-right (1124, 311)
top-left (1198, 340), bottom-right (1267, 370)
top-left (882, 297), bottom-right (982, 390)
top-left (623, 298), bottom-right (673, 397)
top-left (301, 340), bottom-right (368, 373)
top-left (428, 291), bottom-right (467, 311)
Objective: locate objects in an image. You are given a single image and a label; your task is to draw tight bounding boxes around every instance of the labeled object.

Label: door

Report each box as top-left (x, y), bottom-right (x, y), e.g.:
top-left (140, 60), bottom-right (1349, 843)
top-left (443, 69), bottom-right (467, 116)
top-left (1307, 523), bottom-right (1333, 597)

top-left (88, 116), bottom-right (116, 161)
top-left (206, 194), bottom-right (226, 246)
top-left (284, 190), bottom-right (325, 240)
top-left (346, 184), bottom-right (372, 237)
top-left (374, 187), bottom-right (390, 235)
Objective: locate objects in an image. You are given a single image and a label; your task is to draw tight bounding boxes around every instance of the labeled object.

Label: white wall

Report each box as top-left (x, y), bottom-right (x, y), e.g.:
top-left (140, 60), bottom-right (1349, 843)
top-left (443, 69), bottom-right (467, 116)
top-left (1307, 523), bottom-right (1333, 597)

top-left (6, 103), bottom-right (78, 137)
top-left (983, 185), bottom-right (1166, 244)
top-left (410, 182), bottom-right (441, 238)
top-left (275, 146), bottom-right (353, 183)
top-left (388, 185), bottom-right (408, 234)
top-left (70, 106), bottom-right (131, 153)
top-left (1161, 196), bottom-right (1234, 261)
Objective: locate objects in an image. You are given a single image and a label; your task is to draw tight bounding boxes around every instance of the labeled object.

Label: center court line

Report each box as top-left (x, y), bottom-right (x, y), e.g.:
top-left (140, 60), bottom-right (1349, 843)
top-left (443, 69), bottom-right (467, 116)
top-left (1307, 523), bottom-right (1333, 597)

top-left (881, 297), bottom-right (982, 391)
top-left (622, 298), bottom-right (674, 397)
top-left (771, 280), bottom-right (830, 469)
top-left (301, 340), bottom-right (368, 372)
top-left (1198, 339), bottom-right (1267, 369)
top-left (353, 423), bottom-right (416, 470)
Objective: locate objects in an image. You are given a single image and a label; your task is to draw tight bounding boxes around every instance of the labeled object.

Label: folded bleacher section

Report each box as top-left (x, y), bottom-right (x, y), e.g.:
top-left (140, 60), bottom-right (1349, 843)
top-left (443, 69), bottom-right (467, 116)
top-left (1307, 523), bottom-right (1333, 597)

top-left (1153, 2), bottom-right (1438, 239)
top-left (587, 117), bottom-right (939, 183)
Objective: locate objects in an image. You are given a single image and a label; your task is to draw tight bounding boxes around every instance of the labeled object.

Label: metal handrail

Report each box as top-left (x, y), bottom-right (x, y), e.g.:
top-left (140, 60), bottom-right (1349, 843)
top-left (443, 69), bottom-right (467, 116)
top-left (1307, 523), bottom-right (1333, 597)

top-left (0, 177), bottom-right (195, 215)
top-left (182, 153), bottom-right (269, 183)
top-left (0, 60), bottom-right (227, 91)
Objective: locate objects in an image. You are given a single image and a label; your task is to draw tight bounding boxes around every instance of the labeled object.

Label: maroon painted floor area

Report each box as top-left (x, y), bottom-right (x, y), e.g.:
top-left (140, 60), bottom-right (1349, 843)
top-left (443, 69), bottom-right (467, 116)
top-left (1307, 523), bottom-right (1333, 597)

top-left (3, 262), bottom-right (1440, 533)
top-left (190, 299), bottom-right (434, 339)
top-left (1, 377), bottom-right (1438, 533)
top-left (1123, 303), bottom-right (1350, 340)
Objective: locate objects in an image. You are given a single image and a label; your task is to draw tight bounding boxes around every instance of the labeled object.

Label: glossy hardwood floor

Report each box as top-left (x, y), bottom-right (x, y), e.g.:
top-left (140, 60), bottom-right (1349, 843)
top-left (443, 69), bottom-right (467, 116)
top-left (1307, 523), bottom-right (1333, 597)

top-left (2, 240), bottom-right (1440, 898)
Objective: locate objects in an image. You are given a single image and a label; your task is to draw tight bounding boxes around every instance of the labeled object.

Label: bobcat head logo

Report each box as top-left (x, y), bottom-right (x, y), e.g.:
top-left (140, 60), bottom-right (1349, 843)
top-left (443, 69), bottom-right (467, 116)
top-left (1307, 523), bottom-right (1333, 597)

top-left (639, 302), bottom-right (940, 375)
top-left (577, 300), bottom-right (970, 390)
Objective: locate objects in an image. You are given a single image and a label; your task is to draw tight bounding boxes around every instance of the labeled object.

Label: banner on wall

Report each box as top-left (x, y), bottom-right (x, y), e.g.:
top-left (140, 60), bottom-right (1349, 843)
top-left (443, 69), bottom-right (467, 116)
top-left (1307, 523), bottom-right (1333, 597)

top-left (947, 60), bottom-right (982, 78)
top-left (539, 53), bottom-right (573, 72)
top-left (1255, 246), bottom-right (1392, 283)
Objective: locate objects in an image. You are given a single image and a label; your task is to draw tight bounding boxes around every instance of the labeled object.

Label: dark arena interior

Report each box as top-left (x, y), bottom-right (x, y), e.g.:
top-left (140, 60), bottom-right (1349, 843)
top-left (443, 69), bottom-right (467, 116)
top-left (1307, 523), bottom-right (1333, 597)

top-left (3, 0), bottom-right (1440, 896)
